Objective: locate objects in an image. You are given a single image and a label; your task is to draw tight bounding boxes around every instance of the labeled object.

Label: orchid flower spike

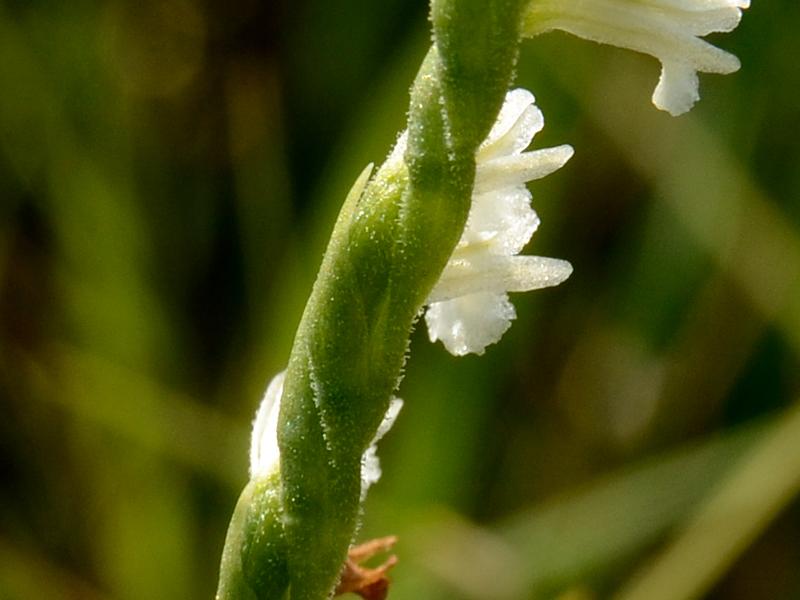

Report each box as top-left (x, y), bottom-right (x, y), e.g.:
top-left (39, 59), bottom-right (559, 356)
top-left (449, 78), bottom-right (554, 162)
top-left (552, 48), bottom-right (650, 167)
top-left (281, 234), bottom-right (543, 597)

top-left (404, 88), bottom-right (573, 356)
top-left (523, 0), bottom-right (750, 116)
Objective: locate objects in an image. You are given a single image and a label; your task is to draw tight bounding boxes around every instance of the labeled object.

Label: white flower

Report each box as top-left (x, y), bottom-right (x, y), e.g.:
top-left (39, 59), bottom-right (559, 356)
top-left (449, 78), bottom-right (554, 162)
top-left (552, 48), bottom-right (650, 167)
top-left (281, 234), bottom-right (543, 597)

top-left (250, 370), bottom-right (285, 479)
top-left (424, 88), bottom-right (574, 356)
top-left (250, 370), bottom-right (402, 498)
top-left (359, 397), bottom-right (403, 500)
top-left (522, 0), bottom-right (750, 116)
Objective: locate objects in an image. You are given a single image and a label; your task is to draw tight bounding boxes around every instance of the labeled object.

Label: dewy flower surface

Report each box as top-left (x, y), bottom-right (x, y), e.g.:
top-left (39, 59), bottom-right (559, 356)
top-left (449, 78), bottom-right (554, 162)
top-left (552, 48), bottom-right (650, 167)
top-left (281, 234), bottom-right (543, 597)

top-left (523, 0), bottom-right (750, 116)
top-left (422, 88), bottom-right (574, 356)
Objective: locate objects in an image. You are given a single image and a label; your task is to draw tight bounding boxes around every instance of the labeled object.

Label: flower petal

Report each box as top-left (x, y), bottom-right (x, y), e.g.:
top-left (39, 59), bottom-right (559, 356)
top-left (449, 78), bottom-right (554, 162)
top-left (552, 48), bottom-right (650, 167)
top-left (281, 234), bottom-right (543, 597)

top-left (653, 60), bottom-right (701, 115)
top-left (250, 370), bottom-right (285, 478)
top-left (461, 186), bottom-right (540, 255)
top-left (428, 254), bottom-right (573, 303)
top-left (360, 398), bottom-right (403, 499)
top-left (478, 91), bottom-right (544, 161)
top-left (425, 291), bottom-right (516, 356)
top-left (475, 144), bottom-right (574, 194)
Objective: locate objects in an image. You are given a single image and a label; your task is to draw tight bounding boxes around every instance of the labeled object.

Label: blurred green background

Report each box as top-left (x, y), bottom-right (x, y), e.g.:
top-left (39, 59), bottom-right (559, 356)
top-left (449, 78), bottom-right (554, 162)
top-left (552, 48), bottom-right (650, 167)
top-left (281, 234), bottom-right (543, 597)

top-left (1, 1), bottom-right (799, 599)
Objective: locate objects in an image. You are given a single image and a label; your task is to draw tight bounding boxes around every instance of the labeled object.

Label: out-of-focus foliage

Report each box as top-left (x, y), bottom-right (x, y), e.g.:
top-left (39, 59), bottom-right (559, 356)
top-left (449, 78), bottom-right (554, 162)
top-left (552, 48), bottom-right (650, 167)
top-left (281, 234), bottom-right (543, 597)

top-left (0, 1), bottom-right (798, 599)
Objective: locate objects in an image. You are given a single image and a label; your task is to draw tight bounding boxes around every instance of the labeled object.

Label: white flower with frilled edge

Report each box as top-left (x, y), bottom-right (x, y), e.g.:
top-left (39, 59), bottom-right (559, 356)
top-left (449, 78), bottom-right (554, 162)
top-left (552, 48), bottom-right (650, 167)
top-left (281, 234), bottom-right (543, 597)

top-left (250, 370), bottom-right (402, 498)
top-left (423, 88), bottom-right (574, 356)
top-left (523, 0), bottom-right (749, 116)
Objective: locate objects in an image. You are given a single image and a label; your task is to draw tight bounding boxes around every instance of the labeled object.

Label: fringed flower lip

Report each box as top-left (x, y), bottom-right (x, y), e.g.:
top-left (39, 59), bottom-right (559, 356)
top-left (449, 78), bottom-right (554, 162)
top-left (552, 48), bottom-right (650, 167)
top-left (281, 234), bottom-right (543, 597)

top-left (522, 0), bottom-right (750, 116)
top-left (420, 88), bottom-right (574, 356)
